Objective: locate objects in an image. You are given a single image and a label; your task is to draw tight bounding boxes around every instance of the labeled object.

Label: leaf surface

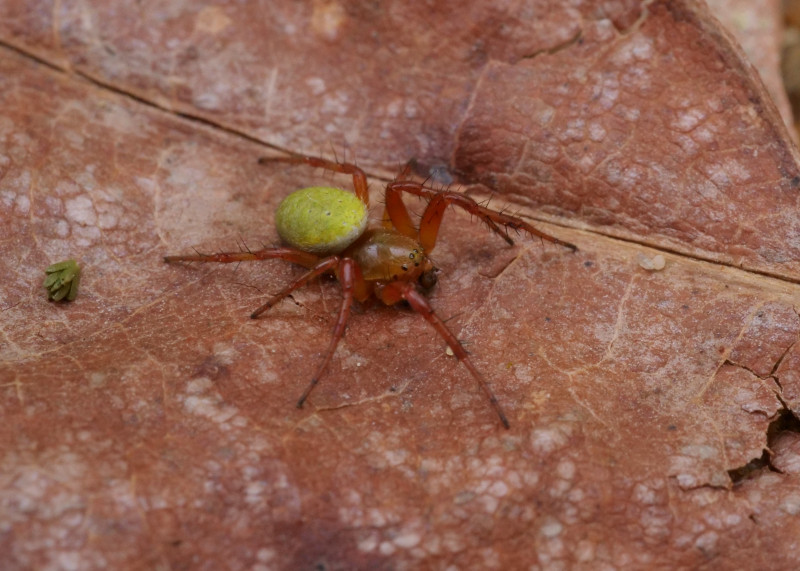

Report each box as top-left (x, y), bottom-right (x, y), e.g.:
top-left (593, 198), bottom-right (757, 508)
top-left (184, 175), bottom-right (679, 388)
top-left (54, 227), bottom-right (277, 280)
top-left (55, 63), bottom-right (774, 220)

top-left (2, 1), bottom-right (800, 568)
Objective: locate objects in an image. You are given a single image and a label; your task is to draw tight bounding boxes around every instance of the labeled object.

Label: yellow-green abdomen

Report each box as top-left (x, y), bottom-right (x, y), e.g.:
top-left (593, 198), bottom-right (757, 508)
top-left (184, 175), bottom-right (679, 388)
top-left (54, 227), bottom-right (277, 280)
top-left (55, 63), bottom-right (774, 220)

top-left (275, 186), bottom-right (368, 254)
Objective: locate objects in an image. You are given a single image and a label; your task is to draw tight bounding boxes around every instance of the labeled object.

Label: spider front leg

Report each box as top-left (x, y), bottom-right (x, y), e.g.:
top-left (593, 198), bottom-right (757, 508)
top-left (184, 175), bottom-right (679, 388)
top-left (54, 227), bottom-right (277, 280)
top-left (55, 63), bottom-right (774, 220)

top-left (384, 181), bottom-right (576, 253)
top-left (377, 280), bottom-right (511, 429)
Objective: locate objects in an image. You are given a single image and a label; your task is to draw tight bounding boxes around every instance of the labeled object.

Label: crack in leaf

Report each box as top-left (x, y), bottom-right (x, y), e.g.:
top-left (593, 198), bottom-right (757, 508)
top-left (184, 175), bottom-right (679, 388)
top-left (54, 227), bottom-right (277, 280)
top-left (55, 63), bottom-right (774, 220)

top-left (715, 317), bottom-right (800, 484)
top-left (695, 300), bottom-right (770, 402)
top-left (728, 409), bottom-right (800, 485)
top-left (519, 29), bottom-right (584, 60)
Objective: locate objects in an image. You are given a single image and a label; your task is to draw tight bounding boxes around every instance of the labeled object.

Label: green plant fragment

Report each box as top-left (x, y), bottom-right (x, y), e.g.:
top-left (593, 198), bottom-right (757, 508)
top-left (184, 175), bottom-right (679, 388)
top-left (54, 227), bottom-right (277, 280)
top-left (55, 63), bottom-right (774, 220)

top-left (43, 259), bottom-right (81, 302)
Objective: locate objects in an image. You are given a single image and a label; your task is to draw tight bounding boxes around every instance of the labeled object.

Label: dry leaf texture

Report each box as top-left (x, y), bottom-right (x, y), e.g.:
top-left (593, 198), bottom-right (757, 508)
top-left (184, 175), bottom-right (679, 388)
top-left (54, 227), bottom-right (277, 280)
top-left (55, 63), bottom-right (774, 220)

top-left (2, 0), bottom-right (800, 569)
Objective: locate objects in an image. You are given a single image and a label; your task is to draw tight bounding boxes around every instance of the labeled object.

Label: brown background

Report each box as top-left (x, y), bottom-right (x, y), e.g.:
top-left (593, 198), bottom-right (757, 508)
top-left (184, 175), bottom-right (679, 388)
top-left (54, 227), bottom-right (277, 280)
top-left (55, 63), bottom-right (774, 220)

top-left (2, 0), bottom-right (800, 569)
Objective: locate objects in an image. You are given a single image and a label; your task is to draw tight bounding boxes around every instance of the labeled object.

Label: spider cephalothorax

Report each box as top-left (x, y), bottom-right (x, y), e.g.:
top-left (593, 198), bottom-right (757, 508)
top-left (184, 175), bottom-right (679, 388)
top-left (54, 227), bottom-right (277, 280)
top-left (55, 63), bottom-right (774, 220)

top-left (165, 154), bottom-right (576, 428)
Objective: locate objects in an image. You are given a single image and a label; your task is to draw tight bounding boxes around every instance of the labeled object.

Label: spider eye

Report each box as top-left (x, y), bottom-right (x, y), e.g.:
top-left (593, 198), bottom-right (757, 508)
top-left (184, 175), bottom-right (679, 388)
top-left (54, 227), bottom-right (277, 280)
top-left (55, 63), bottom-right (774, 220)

top-left (402, 264), bottom-right (408, 271)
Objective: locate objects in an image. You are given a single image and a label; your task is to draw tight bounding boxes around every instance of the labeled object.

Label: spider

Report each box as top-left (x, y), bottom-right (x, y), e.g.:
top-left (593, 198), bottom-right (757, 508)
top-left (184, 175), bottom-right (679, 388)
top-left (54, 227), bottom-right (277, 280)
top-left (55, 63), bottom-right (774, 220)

top-left (164, 154), bottom-right (576, 428)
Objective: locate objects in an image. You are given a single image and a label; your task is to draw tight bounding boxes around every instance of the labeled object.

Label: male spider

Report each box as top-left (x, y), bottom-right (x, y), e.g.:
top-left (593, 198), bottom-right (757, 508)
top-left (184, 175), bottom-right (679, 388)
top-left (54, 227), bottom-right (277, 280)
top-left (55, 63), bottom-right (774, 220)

top-left (164, 154), bottom-right (576, 428)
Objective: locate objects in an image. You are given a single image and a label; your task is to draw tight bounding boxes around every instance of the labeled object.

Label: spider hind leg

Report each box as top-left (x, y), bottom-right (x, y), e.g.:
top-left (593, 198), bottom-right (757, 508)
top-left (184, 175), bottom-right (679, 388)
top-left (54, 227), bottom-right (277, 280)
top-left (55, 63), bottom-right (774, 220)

top-left (164, 246), bottom-right (322, 267)
top-left (258, 154), bottom-right (370, 207)
top-left (250, 256), bottom-right (340, 318)
top-left (295, 258), bottom-right (361, 408)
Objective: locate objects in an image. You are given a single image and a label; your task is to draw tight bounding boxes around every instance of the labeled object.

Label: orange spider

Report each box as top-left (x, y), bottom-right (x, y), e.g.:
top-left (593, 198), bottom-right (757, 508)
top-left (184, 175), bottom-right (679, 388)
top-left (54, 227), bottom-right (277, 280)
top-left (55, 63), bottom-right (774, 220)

top-left (165, 154), bottom-right (576, 428)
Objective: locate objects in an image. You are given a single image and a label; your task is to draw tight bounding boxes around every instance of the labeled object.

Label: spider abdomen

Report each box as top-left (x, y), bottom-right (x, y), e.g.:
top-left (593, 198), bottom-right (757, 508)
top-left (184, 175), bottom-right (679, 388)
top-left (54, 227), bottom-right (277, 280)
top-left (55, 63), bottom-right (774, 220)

top-left (276, 186), bottom-right (368, 254)
top-left (348, 229), bottom-right (433, 283)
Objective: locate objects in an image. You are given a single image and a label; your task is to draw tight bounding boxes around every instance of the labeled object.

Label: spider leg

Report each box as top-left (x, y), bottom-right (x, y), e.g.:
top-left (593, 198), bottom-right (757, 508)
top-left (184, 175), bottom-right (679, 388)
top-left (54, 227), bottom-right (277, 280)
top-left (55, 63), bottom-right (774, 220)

top-left (378, 281), bottom-right (511, 429)
top-left (250, 256), bottom-right (340, 318)
top-left (385, 180), bottom-right (576, 253)
top-left (258, 154), bottom-right (370, 207)
top-left (296, 258), bottom-right (359, 408)
top-left (164, 247), bottom-right (321, 269)
top-left (382, 181), bottom-right (419, 239)
top-left (419, 192), bottom-right (509, 252)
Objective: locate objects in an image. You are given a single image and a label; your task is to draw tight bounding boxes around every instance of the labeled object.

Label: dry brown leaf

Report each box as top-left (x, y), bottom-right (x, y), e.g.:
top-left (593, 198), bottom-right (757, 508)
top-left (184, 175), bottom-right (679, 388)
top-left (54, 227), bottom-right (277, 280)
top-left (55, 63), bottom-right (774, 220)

top-left (2, 1), bottom-right (800, 569)
top-left (706, 0), bottom-right (794, 134)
